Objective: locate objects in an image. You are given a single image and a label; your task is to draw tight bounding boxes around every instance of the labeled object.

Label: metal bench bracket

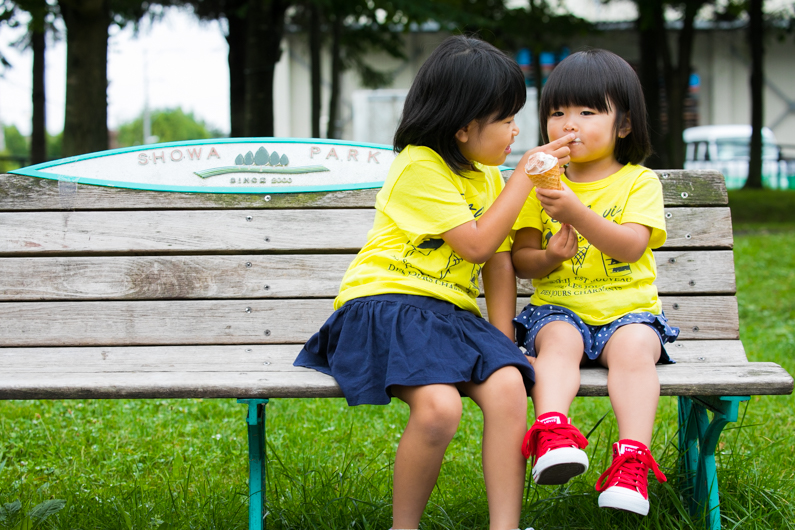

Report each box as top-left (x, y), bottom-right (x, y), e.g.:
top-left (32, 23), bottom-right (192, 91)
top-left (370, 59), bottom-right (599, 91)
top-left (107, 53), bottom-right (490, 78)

top-left (238, 398), bottom-right (269, 530)
top-left (678, 395), bottom-right (749, 530)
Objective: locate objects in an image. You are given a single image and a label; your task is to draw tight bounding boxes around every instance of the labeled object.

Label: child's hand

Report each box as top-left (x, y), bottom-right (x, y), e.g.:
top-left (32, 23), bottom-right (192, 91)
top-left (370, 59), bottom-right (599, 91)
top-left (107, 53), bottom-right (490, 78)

top-left (535, 183), bottom-right (587, 226)
top-left (546, 223), bottom-right (578, 262)
top-left (515, 133), bottom-right (574, 172)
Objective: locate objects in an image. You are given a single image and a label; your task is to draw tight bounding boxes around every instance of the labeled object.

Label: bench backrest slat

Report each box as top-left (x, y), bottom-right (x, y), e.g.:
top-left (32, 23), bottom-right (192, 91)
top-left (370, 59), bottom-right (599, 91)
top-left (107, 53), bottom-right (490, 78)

top-left (0, 206), bottom-right (732, 255)
top-left (0, 169), bottom-right (726, 211)
top-left (0, 295), bottom-right (737, 347)
top-left (0, 249), bottom-right (735, 301)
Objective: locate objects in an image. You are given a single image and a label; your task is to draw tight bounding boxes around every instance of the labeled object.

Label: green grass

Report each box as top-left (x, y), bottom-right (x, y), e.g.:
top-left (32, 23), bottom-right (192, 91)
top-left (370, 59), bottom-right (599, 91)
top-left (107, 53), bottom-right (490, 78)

top-left (2, 190), bottom-right (794, 529)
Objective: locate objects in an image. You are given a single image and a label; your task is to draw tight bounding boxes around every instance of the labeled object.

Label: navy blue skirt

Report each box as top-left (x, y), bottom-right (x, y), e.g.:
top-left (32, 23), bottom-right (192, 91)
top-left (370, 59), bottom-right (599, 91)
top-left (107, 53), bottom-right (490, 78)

top-left (294, 294), bottom-right (535, 406)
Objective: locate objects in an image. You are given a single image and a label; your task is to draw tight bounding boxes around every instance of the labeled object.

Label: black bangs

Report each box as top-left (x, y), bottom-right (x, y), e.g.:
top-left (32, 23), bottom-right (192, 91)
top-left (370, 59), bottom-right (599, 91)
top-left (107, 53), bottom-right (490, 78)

top-left (394, 35), bottom-right (526, 175)
top-left (539, 49), bottom-right (652, 165)
top-left (541, 56), bottom-right (614, 116)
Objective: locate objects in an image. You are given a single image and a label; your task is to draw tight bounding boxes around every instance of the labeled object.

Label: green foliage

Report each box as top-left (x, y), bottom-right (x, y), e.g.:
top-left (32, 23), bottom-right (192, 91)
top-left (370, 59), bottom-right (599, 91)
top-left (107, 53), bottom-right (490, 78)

top-left (3, 125), bottom-right (27, 158)
top-left (46, 131), bottom-right (61, 161)
top-left (116, 108), bottom-right (225, 148)
top-left (728, 189), bottom-right (795, 228)
top-left (0, 125), bottom-right (28, 172)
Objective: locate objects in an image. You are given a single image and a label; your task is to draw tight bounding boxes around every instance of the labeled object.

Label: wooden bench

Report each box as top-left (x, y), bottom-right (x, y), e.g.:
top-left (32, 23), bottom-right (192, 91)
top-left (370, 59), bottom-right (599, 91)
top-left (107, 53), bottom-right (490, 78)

top-left (0, 141), bottom-right (792, 530)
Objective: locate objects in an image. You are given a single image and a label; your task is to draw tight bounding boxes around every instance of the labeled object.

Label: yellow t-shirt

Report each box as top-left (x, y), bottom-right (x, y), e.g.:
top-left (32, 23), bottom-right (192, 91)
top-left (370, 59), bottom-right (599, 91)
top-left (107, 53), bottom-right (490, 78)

top-left (334, 145), bottom-right (512, 315)
top-left (514, 164), bottom-right (667, 325)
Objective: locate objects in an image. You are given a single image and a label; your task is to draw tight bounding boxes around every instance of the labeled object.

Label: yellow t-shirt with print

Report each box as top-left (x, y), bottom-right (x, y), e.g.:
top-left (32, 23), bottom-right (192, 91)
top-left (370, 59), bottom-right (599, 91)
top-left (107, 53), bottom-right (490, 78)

top-left (334, 145), bottom-right (512, 316)
top-left (514, 164), bottom-right (666, 325)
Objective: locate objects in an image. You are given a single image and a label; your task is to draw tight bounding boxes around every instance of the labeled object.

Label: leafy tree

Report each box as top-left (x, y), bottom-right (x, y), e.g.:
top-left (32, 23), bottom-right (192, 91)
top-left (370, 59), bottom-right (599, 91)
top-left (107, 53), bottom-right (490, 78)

top-left (116, 107), bottom-right (223, 147)
top-left (243, 0), bottom-right (290, 137)
top-left (634, 0), bottom-right (709, 169)
top-left (496, 0), bottom-right (592, 112)
top-left (0, 124), bottom-right (29, 171)
top-left (47, 130), bottom-right (62, 159)
top-left (0, 0), bottom-right (58, 164)
top-left (58, 0), bottom-right (157, 156)
top-left (292, 0), bottom-right (408, 139)
top-left (189, 0), bottom-right (249, 137)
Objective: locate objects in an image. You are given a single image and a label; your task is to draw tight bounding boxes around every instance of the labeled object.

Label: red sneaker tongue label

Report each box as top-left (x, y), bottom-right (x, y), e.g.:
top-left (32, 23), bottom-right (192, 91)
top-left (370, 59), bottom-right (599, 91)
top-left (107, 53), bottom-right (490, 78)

top-left (539, 416), bottom-right (563, 425)
top-left (617, 443), bottom-right (640, 455)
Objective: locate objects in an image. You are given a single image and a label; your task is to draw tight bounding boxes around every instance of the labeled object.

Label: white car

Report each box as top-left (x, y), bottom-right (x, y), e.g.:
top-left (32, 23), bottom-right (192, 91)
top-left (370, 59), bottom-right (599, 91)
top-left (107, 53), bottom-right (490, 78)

top-left (683, 124), bottom-right (792, 189)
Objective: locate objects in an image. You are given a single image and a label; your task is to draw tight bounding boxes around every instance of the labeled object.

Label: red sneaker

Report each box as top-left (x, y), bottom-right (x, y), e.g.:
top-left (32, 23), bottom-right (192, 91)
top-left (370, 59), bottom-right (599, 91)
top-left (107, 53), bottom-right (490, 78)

top-left (522, 412), bottom-right (589, 485)
top-left (595, 439), bottom-right (667, 516)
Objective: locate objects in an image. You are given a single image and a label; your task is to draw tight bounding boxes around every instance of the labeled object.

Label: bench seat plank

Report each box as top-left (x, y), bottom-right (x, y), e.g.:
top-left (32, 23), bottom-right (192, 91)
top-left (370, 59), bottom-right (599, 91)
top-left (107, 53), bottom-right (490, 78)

top-left (0, 250), bottom-right (735, 301)
top-left (0, 362), bottom-right (790, 400)
top-left (0, 208), bottom-right (733, 255)
top-left (0, 170), bottom-right (727, 211)
top-left (0, 296), bottom-right (738, 346)
top-left (0, 340), bottom-right (751, 372)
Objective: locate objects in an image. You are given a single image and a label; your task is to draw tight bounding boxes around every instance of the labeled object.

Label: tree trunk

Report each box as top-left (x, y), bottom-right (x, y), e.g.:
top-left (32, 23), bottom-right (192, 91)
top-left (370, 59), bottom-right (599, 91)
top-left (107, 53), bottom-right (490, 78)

top-left (327, 14), bottom-right (342, 139)
top-left (227, 11), bottom-right (247, 138)
top-left (637, 1), bottom-right (666, 168)
top-left (309, 2), bottom-right (321, 138)
top-left (31, 26), bottom-right (47, 164)
top-left (59, 0), bottom-right (110, 156)
top-left (746, 0), bottom-right (764, 189)
top-left (666, 0), bottom-right (701, 170)
top-left (244, 0), bottom-right (289, 137)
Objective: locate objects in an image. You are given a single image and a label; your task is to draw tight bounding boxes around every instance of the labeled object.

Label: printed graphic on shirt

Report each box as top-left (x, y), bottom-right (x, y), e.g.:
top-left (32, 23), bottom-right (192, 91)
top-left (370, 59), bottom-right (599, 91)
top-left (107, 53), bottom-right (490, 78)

top-left (571, 231), bottom-right (592, 276)
top-left (538, 202), bottom-right (634, 295)
top-left (386, 239), bottom-right (479, 296)
top-left (384, 191), bottom-right (486, 296)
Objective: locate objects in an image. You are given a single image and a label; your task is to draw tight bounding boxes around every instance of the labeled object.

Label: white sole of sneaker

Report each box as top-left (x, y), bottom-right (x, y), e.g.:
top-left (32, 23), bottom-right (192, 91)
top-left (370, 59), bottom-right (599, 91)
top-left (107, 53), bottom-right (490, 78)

top-left (598, 486), bottom-right (650, 515)
top-left (532, 447), bottom-right (589, 485)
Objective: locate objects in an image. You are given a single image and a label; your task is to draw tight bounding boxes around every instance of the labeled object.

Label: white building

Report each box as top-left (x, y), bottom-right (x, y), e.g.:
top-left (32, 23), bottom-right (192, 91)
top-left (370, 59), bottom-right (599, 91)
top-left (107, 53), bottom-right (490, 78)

top-left (272, 11), bottom-right (795, 155)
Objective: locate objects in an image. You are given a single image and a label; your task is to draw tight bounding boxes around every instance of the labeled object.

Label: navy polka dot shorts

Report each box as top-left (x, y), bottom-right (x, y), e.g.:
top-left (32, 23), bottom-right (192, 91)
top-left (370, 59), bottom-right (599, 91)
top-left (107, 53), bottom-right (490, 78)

top-left (513, 304), bottom-right (679, 364)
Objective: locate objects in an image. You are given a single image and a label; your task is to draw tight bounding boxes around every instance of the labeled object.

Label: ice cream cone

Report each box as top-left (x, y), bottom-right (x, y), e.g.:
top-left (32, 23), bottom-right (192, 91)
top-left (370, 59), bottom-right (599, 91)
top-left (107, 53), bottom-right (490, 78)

top-left (524, 152), bottom-right (562, 190)
top-left (529, 165), bottom-right (562, 190)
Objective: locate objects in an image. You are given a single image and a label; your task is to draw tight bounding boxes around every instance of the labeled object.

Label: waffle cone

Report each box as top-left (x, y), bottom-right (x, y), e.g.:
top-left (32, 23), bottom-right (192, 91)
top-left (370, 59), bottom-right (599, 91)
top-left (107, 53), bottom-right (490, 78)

top-left (528, 165), bottom-right (562, 190)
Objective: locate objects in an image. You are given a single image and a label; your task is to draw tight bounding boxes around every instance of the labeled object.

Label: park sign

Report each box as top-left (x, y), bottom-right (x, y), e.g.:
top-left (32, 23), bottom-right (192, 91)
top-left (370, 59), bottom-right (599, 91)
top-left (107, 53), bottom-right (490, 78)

top-left (10, 138), bottom-right (396, 194)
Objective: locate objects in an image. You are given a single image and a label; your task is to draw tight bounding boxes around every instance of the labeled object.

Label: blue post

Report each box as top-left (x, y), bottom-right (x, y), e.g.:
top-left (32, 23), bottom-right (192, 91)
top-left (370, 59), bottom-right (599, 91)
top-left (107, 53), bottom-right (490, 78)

top-left (678, 396), bottom-right (749, 530)
top-left (238, 398), bottom-right (269, 530)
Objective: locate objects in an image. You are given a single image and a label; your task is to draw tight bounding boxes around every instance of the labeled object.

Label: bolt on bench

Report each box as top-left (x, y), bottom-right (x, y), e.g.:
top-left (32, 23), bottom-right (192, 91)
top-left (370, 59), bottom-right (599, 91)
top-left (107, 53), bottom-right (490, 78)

top-left (0, 139), bottom-right (792, 530)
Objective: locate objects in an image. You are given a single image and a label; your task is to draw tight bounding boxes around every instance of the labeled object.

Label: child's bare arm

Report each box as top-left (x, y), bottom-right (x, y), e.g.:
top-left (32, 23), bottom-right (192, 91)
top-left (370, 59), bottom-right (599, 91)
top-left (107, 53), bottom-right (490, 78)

top-left (442, 134), bottom-right (575, 264)
top-left (511, 225), bottom-right (578, 279)
top-left (482, 251), bottom-right (517, 340)
top-left (535, 186), bottom-right (651, 263)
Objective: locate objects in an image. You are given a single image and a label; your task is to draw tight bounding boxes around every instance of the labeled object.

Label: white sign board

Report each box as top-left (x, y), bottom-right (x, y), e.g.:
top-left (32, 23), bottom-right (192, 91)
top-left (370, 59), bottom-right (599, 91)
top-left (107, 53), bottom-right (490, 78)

top-left (10, 138), bottom-right (395, 194)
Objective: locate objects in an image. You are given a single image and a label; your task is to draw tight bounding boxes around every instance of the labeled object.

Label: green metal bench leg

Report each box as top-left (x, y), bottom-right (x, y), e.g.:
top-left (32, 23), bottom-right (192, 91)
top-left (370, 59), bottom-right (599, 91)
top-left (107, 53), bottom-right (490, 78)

top-left (678, 396), bottom-right (749, 530)
top-left (238, 398), bottom-right (269, 530)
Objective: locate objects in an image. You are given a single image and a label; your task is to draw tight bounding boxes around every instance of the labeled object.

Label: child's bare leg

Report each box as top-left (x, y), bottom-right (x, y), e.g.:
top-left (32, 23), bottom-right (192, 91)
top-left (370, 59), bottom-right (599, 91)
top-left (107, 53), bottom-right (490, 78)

top-left (459, 366), bottom-right (528, 530)
top-left (390, 384), bottom-right (462, 529)
top-left (598, 324), bottom-right (662, 446)
top-left (531, 321), bottom-right (585, 416)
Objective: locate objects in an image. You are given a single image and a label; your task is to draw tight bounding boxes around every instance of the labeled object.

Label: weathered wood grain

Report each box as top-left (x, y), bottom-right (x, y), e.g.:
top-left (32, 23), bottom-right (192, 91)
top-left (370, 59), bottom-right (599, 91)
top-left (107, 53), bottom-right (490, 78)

top-left (0, 170), bottom-right (726, 211)
top-left (0, 207), bottom-right (732, 255)
top-left (0, 209), bottom-right (373, 255)
top-left (663, 207), bottom-right (733, 248)
top-left (0, 362), bottom-right (790, 400)
top-left (0, 254), bottom-right (351, 300)
top-left (0, 296), bottom-right (738, 347)
top-left (0, 250), bottom-right (734, 301)
top-left (0, 340), bottom-right (750, 373)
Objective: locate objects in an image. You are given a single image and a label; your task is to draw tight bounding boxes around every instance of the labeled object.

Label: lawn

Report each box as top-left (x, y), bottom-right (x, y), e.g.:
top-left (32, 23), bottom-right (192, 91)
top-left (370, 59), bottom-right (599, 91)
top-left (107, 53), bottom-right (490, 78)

top-left (1, 190), bottom-right (794, 529)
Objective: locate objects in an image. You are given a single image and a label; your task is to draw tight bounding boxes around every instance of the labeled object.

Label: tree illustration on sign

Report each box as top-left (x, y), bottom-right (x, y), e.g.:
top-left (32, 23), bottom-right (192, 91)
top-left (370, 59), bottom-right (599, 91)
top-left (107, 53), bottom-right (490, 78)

top-left (195, 145), bottom-right (327, 179)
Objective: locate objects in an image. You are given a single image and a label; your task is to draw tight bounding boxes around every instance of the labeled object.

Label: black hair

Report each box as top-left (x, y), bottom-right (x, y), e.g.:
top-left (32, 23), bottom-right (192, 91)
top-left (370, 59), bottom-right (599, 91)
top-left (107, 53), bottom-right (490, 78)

top-left (394, 35), bottom-right (526, 174)
top-left (538, 49), bottom-right (652, 165)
